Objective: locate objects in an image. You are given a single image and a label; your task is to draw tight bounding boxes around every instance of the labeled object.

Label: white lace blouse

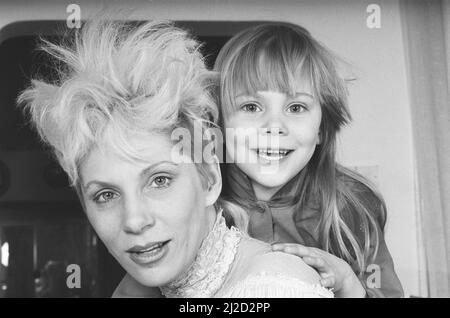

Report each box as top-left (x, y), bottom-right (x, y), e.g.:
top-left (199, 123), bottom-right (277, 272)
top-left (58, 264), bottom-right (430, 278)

top-left (159, 212), bottom-right (333, 298)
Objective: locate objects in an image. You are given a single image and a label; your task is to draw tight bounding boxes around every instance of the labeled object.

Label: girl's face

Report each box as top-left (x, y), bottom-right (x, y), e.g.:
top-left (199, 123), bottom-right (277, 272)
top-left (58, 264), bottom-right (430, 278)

top-left (224, 80), bottom-right (322, 200)
top-left (78, 134), bottom-right (218, 287)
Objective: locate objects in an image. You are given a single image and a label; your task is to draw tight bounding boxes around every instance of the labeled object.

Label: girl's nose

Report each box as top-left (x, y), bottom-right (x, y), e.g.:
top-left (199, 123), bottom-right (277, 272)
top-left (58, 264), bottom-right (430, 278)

top-left (262, 126), bottom-right (286, 135)
top-left (122, 197), bottom-right (156, 235)
top-left (262, 112), bottom-right (288, 136)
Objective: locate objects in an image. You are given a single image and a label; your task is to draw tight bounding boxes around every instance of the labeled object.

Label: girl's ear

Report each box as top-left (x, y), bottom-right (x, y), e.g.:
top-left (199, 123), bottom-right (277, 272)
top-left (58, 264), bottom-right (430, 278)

top-left (316, 131), bottom-right (322, 145)
top-left (204, 156), bottom-right (223, 207)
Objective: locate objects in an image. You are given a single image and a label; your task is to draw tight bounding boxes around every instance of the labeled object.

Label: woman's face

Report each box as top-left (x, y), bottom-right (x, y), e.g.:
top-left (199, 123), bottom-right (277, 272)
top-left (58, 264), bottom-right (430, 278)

top-left (78, 133), bottom-right (218, 287)
top-left (224, 80), bottom-right (322, 200)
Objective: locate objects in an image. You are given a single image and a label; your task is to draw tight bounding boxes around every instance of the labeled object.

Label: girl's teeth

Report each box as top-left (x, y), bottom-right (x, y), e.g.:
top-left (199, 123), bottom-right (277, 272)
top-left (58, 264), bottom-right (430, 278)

top-left (257, 150), bottom-right (291, 161)
top-left (260, 153), bottom-right (282, 160)
top-left (258, 149), bottom-right (290, 156)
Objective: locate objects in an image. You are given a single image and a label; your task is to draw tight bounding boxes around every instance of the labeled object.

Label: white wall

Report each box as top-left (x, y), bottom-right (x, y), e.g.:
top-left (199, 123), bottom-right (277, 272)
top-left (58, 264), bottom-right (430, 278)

top-left (0, 0), bottom-right (421, 297)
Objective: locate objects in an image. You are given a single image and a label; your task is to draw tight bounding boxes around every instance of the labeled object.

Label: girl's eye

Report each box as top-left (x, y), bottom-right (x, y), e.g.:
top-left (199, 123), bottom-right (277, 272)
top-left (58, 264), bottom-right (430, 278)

top-left (240, 102), bottom-right (262, 113)
top-left (94, 191), bottom-right (118, 204)
top-left (286, 103), bottom-right (307, 113)
top-left (150, 176), bottom-right (172, 188)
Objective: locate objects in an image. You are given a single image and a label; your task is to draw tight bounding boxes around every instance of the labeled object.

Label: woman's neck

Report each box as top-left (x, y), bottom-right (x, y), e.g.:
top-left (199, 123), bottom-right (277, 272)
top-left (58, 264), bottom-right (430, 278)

top-left (159, 208), bottom-right (242, 297)
top-left (205, 205), bottom-right (219, 231)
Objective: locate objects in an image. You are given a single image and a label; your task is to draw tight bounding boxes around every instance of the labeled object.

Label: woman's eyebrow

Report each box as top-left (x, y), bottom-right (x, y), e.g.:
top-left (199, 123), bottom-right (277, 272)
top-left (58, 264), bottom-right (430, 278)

top-left (139, 161), bottom-right (179, 179)
top-left (83, 180), bottom-right (116, 192)
top-left (83, 161), bottom-right (178, 191)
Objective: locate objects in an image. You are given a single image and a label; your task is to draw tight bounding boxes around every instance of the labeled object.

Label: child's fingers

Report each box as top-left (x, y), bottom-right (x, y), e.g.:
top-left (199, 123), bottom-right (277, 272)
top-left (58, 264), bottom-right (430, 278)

top-left (271, 243), bottom-right (313, 257)
top-left (320, 272), bottom-right (332, 279)
top-left (303, 256), bottom-right (332, 274)
top-left (271, 243), bottom-right (306, 250)
top-left (320, 275), bottom-right (336, 288)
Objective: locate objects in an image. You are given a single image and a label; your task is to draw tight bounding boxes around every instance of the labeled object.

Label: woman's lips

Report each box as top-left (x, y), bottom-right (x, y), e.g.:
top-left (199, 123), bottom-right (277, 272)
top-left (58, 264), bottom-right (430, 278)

top-left (127, 240), bottom-right (171, 267)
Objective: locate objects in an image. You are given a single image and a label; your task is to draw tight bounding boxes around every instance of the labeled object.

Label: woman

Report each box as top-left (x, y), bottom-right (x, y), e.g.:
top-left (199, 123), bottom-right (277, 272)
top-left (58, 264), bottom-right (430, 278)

top-left (18, 18), bottom-right (332, 298)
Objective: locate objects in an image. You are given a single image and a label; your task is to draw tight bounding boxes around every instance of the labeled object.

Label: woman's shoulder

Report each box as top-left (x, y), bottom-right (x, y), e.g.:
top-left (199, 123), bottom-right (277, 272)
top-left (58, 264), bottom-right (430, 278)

top-left (217, 235), bottom-right (331, 298)
top-left (247, 249), bottom-right (321, 286)
top-left (220, 271), bottom-right (333, 298)
top-left (219, 236), bottom-right (332, 298)
top-left (236, 235), bottom-right (319, 282)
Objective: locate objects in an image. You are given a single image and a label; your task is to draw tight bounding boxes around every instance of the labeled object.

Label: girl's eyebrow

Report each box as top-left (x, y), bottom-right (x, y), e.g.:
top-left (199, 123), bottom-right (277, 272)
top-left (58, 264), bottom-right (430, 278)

top-left (235, 93), bottom-right (253, 99)
top-left (254, 91), bottom-right (314, 99)
top-left (294, 92), bottom-right (314, 99)
top-left (235, 91), bottom-right (314, 99)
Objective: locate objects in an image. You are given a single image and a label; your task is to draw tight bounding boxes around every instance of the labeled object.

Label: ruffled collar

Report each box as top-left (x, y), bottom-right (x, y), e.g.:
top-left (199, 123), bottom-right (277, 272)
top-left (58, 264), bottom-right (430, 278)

top-left (159, 210), bottom-right (242, 298)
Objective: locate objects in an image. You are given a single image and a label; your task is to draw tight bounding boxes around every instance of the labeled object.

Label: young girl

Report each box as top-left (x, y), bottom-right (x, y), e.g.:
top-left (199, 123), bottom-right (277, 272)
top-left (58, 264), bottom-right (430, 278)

top-left (214, 22), bottom-right (404, 298)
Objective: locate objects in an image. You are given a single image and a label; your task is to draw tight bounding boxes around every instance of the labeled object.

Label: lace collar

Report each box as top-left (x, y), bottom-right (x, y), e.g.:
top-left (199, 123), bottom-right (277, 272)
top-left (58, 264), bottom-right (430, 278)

top-left (159, 210), bottom-right (242, 298)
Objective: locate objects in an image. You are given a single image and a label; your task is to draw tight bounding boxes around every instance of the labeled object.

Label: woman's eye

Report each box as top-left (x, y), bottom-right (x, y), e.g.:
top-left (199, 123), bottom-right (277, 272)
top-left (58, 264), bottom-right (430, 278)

top-left (286, 103), bottom-right (307, 113)
top-left (150, 176), bottom-right (172, 188)
top-left (94, 191), bottom-right (118, 204)
top-left (240, 102), bottom-right (262, 113)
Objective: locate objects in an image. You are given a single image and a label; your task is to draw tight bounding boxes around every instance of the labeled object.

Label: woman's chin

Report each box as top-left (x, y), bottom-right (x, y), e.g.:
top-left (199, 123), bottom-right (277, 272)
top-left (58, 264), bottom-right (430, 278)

top-left (130, 266), bottom-right (177, 288)
top-left (121, 254), bottom-right (180, 288)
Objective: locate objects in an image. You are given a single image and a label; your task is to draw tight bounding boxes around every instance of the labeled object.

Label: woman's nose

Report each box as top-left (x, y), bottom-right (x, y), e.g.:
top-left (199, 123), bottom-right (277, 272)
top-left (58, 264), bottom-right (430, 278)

top-left (122, 197), bottom-right (155, 235)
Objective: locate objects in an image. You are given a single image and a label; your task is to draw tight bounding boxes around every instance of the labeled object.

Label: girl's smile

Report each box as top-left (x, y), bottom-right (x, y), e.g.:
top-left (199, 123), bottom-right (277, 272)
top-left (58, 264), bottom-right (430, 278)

top-left (254, 148), bottom-right (294, 162)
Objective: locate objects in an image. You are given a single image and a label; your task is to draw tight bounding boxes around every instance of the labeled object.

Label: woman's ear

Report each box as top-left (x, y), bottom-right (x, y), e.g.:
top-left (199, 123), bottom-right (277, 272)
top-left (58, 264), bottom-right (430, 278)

top-left (203, 156), bottom-right (222, 207)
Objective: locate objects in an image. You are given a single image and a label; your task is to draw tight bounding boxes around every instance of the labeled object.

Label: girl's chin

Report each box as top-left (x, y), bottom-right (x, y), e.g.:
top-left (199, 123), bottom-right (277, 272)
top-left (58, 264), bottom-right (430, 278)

top-left (249, 174), bottom-right (289, 190)
top-left (255, 178), bottom-right (289, 190)
top-left (245, 167), bottom-right (294, 187)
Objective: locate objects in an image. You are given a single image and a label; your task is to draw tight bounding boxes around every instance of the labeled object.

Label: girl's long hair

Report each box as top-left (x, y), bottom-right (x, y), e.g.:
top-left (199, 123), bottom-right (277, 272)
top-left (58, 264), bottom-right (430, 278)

top-left (214, 22), bottom-right (386, 275)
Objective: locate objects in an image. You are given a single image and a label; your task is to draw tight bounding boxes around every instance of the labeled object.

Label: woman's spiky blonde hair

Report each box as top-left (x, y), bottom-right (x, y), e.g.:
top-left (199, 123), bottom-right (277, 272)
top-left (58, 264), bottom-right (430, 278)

top-left (18, 18), bottom-right (218, 186)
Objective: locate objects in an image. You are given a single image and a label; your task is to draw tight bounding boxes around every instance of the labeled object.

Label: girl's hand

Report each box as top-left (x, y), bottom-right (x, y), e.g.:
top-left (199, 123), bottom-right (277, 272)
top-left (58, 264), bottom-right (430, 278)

top-left (271, 243), bottom-right (366, 298)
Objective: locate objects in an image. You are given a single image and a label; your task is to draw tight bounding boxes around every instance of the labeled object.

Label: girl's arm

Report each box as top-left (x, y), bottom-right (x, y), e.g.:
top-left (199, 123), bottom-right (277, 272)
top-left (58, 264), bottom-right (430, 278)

top-left (271, 239), bottom-right (404, 298)
top-left (360, 235), bottom-right (404, 298)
